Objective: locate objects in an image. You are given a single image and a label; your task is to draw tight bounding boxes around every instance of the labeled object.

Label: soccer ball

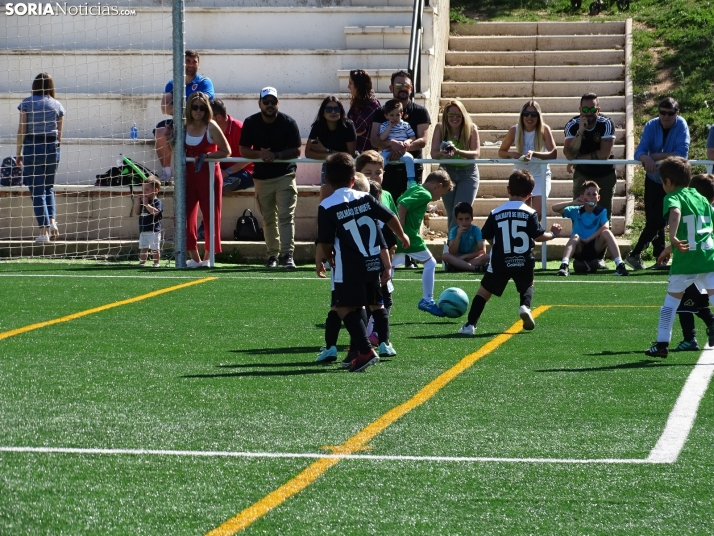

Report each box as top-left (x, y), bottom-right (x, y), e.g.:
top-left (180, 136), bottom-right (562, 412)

top-left (573, 258), bottom-right (599, 273)
top-left (437, 287), bottom-right (470, 318)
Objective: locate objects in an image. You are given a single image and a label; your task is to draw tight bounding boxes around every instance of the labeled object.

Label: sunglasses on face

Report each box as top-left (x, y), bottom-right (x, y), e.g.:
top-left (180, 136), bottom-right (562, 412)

top-left (394, 83), bottom-right (412, 90)
top-left (447, 113), bottom-right (462, 119)
top-left (261, 98), bottom-right (278, 106)
top-left (191, 104), bottom-right (207, 112)
top-left (324, 106), bottom-right (341, 113)
top-left (521, 111), bottom-right (539, 118)
top-left (659, 109), bottom-right (676, 117)
top-left (581, 107), bottom-right (599, 114)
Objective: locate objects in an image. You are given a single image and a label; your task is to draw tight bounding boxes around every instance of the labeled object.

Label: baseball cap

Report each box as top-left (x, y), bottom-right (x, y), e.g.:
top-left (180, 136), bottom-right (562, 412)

top-left (260, 87), bottom-right (278, 100)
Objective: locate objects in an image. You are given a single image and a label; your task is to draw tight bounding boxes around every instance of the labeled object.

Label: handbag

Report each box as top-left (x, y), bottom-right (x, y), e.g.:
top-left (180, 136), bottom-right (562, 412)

top-left (0, 156), bottom-right (22, 186)
top-left (233, 209), bottom-right (264, 241)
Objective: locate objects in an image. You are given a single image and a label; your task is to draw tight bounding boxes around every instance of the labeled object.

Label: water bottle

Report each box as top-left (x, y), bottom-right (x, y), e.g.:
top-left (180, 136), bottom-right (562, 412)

top-left (117, 153), bottom-right (123, 167)
top-left (130, 123), bottom-right (138, 140)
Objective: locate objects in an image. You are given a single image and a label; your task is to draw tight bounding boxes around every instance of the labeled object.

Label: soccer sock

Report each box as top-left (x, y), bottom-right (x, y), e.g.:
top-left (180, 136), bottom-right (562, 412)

top-left (657, 294), bottom-right (682, 343)
top-left (696, 307), bottom-right (714, 330)
top-left (520, 286), bottom-right (534, 309)
top-left (342, 311), bottom-right (371, 354)
top-left (371, 308), bottom-right (390, 344)
top-left (358, 307), bottom-right (369, 333)
top-left (422, 257), bottom-right (437, 301)
top-left (679, 313), bottom-right (696, 341)
top-left (325, 310), bottom-right (341, 348)
top-left (614, 256), bottom-right (622, 266)
top-left (561, 257), bottom-right (569, 264)
top-left (467, 294), bottom-right (487, 326)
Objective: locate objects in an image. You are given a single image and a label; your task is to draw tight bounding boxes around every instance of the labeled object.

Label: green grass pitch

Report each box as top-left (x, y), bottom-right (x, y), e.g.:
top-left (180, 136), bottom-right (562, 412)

top-left (0, 262), bottom-right (712, 535)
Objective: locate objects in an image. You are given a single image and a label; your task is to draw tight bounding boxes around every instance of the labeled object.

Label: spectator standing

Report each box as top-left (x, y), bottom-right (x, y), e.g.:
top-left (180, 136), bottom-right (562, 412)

top-left (498, 100), bottom-right (557, 220)
top-left (133, 176), bottom-right (163, 268)
top-left (16, 72), bottom-right (65, 243)
top-left (155, 50), bottom-right (214, 184)
top-left (627, 97), bottom-right (690, 271)
top-left (347, 69), bottom-right (380, 154)
top-left (239, 87), bottom-right (302, 269)
top-left (563, 93), bottom-right (617, 221)
top-left (370, 70), bottom-right (431, 202)
top-left (210, 99), bottom-right (254, 194)
top-left (184, 92), bottom-right (231, 268)
top-left (431, 99), bottom-right (482, 230)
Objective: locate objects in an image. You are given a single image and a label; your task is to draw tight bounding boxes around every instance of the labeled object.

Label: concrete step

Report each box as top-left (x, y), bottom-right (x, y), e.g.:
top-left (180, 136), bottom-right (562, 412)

top-left (444, 65), bottom-right (625, 82)
top-left (449, 35), bottom-right (625, 52)
top-left (474, 164), bottom-right (625, 180)
top-left (470, 112), bottom-right (625, 130)
top-left (478, 145), bottom-right (626, 159)
top-left (441, 80), bottom-right (625, 98)
top-left (445, 49), bottom-right (624, 67)
top-left (443, 96), bottom-right (625, 113)
top-left (427, 196), bottom-right (626, 218)
top-left (478, 129), bottom-right (626, 144)
top-left (450, 21), bottom-right (626, 36)
top-left (427, 215), bottom-right (626, 235)
top-left (344, 26), bottom-right (412, 49)
top-left (337, 69), bottom-right (409, 94)
top-left (352, 0), bottom-right (415, 6)
top-left (476, 179), bottom-right (626, 198)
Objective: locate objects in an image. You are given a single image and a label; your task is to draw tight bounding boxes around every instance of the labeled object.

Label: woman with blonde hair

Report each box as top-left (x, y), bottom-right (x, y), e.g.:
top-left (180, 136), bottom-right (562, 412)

top-left (184, 91), bottom-right (231, 267)
top-left (498, 100), bottom-right (557, 218)
top-left (430, 99), bottom-right (481, 231)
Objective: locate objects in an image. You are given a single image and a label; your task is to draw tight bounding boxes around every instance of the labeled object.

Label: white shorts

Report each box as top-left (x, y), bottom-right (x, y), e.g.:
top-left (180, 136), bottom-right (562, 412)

top-left (139, 231), bottom-right (161, 251)
top-left (667, 272), bottom-right (714, 294)
top-left (392, 249), bottom-right (434, 267)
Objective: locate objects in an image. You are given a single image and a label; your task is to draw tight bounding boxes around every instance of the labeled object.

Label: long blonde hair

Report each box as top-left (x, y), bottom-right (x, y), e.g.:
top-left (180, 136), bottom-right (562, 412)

top-left (516, 100), bottom-right (545, 154)
top-left (440, 100), bottom-right (474, 149)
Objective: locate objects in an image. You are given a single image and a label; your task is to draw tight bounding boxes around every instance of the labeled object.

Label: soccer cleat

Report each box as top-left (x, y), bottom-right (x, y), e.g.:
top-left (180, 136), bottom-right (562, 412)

top-left (556, 263), bottom-right (570, 277)
top-left (458, 323), bottom-right (476, 335)
top-left (316, 345), bottom-right (338, 363)
top-left (405, 255), bottom-right (419, 269)
top-left (368, 332), bottom-right (379, 347)
top-left (648, 262), bottom-right (670, 271)
top-left (418, 299), bottom-right (446, 317)
top-left (340, 349), bottom-right (358, 368)
top-left (442, 261), bottom-right (452, 273)
top-left (279, 253), bottom-right (296, 270)
top-left (625, 253), bottom-right (645, 271)
top-left (349, 350), bottom-right (379, 372)
top-left (186, 259), bottom-right (202, 268)
top-left (671, 339), bottom-right (700, 352)
top-left (378, 342), bottom-right (397, 357)
top-left (708, 327), bottom-right (714, 349)
top-left (615, 262), bottom-right (629, 276)
top-left (644, 341), bottom-right (669, 358)
top-left (265, 256), bottom-right (278, 268)
top-left (519, 305), bottom-right (535, 330)
top-left (596, 258), bottom-right (608, 270)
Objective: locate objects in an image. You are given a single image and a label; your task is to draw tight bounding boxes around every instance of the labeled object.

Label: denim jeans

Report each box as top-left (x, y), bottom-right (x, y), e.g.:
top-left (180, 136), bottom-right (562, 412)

top-left (23, 141), bottom-right (59, 227)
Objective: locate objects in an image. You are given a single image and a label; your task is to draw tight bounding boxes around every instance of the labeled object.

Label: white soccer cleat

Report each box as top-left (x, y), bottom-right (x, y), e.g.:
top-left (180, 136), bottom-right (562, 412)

top-left (458, 323), bottom-right (476, 335)
top-left (519, 305), bottom-right (535, 330)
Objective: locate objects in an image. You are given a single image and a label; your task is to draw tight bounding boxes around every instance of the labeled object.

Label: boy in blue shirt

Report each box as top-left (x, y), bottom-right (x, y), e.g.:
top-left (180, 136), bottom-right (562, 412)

top-left (442, 202), bottom-right (490, 272)
top-left (552, 181), bottom-right (628, 276)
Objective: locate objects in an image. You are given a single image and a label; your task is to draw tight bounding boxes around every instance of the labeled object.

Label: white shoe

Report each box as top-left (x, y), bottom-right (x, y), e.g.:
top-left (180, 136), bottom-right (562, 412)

top-left (200, 260), bottom-right (211, 268)
top-left (186, 259), bottom-right (201, 268)
top-left (35, 235), bottom-right (50, 243)
top-left (152, 263), bottom-right (161, 268)
top-left (458, 323), bottom-right (475, 335)
top-left (49, 222), bottom-right (59, 240)
top-left (161, 168), bottom-right (173, 184)
top-left (519, 305), bottom-right (535, 330)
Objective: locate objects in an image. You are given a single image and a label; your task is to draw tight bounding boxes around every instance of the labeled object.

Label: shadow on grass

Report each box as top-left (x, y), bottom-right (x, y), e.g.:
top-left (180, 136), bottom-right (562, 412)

top-left (410, 331), bottom-right (503, 340)
top-left (536, 359), bottom-right (699, 373)
top-left (229, 346), bottom-right (318, 355)
top-left (217, 361), bottom-right (327, 368)
top-left (183, 368), bottom-right (339, 379)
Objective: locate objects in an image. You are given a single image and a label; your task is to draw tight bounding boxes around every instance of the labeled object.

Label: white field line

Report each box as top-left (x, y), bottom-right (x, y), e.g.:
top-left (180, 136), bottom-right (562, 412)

top-left (647, 347), bottom-right (714, 463)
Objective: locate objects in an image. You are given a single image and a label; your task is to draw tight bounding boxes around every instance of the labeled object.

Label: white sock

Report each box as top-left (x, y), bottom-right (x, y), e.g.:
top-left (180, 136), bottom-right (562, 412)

top-left (561, 257), bottom-right (569, 264)
top-left (422, 256), bottom-right (437, 301)
top-left (657, 294), bottom-right (682, 343)
top-left (614, 256), bottom-right (622, 265)
top-left (163, 166), bottom-right (172, 177)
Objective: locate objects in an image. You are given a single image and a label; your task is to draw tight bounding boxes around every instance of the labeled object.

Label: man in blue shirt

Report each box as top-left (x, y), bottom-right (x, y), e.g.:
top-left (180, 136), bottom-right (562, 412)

top-left (153, 50), bottom-right (215, 184)
top-left (553, 181), bottom-right (628, 276)
top-left (627, 97), bottom-right (690, 270)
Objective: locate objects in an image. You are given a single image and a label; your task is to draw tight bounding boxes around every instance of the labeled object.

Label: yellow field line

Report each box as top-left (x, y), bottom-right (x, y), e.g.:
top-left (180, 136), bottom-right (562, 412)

top-left (206, 305), bottom-right (551, 536)
top-left (550, 304), bottom-right (660, 308)
top-left (0, 277), bottom-right (216, 341)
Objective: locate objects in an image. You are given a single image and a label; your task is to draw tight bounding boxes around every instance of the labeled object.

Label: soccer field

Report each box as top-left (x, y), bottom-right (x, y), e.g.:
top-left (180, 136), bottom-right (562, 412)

top-left (0, 262), bottom-right (712, 535)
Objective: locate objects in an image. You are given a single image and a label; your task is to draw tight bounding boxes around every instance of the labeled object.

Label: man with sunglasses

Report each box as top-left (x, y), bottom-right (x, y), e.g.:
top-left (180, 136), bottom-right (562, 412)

top-left (154, 50), bottom-right (214, 184)
top-left (564, 93), bottom-right (617, 227)
top-left (239, 87), bottom-right (302, 269)
top-left (627, 97), bottom-right (690, 270)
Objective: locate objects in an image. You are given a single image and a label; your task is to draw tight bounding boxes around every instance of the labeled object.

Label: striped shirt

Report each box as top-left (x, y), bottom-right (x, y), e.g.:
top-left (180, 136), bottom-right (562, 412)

top-left (379, 120), bottom-right (415, 142)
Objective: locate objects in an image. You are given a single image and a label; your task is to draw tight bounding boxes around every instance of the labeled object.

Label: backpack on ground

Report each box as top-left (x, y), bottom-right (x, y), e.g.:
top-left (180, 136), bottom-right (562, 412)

top-left (233, 209), bottom-right (264, 241)
top-left (0, 157), bottom-right (23, 186)
top-left (95, 157), bottom-right (156, 186)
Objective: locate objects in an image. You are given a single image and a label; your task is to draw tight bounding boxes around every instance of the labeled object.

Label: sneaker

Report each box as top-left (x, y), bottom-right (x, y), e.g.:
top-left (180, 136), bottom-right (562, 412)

top-left (378, 342), bottom-right (397, 357)
top-left (49, 222), bottom-right (59, 241)
top-left (519, 305), bottom-right (535, 330)
top-left (161, 168), bottom-right (173, 184)
top-left (418, 298), bottom-right (445, 317)
top-left (615, 262), bottom-right (629, 276)
top-left (200, 260), bottom-right (211, 268)
top-left (596, 258), bottom-right (608, 270)
top-left (648, 262), bottom-right (670, 270)
top-left (405, 255), bottom-right (419, 269)
top-left (672, 339), bottom-right (700, 352)
top-left (279, 253), bottom-right (296, 270)
top-left (368, 332), bottom-right (379, 347)
top-left (35, 234), bottom-right (50, 243)
top-left (349, 350), bottom-right (379, 372)
top-left (186, 259), bottom-right (202, 268)
top-left (556, 263), bottom-right (569, 277)
top-left (458, 323), bottom-right (476, 335)
top-left (138, 261), bottom-right (146, 267)
top-left (152, 263), bottom-right (161, 268)
top-left (265, 256), bottom-right (278, 268)
top-left (442, 261), bottom-right (452, 273)
top-left (708, 327), bottom-right (714, 348)
top-left (625, 253), bottom-right (645, 271)
top-left (316, 345), bottom-right (338, 363)
top-left (340, 349), bottom-right (358, 368)
top-left (644, 341), bottom-right (669, 358)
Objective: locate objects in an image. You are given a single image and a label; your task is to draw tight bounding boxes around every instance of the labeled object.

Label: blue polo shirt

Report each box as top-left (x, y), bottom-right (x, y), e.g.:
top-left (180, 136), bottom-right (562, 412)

top-left (164, 74), bottom-right (214, 100)
top-left (563, 205), bottom-right (608, 241)
top-left (448, 224), bottom-right (483, 255)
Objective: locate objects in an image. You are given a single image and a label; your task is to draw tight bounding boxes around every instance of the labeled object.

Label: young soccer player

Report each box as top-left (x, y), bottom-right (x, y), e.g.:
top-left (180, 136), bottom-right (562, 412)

top-left (317, 152), bottom-right (409, 371)
top-left (442, 202), bottom-right (490, 272)
top-left (393, 169), bottom-right (454, 317)
top-left (645, 158), bottom-right (714, 358)
top-left (378, 100), bottom-right (417, 186)
top-left (458, 170), bottom-right (562, 335)
top-left (133, 176), bottom-right (163, 268)
top-left (552, 181), bottom-right (628, 276)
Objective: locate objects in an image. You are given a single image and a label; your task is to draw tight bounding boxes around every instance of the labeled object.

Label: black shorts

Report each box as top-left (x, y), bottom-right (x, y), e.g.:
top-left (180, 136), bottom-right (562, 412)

top-left (573, 240), bottom-right (605, 261)
top-left (152, 118), bottom-right (174, 136)
top-left (480, 269), bottom-right (533, 298)
top-left (678, 284), bottom-right (710, 313)
top-left (333, 280), bottom-right (383, 307)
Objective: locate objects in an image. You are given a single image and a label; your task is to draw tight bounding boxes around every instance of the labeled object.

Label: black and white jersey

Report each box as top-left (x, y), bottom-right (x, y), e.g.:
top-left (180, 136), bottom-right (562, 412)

top-left (482, 201), bottom-right (545, 273)
top-left (318, 188), bottom-right (395, 284)
top-left (564, 115), bottom-right (616, 178)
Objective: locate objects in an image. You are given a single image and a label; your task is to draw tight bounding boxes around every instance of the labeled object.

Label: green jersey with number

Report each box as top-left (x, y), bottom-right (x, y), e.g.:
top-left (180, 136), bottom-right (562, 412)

top-left (396, 184), bottom-right (431, 253)
top-left (663, 187), bottom-right (714, 275)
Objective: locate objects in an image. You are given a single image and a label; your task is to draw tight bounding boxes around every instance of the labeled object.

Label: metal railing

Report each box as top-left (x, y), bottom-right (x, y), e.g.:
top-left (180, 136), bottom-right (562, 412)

top-left (407, 0), bottom-right (425, 94)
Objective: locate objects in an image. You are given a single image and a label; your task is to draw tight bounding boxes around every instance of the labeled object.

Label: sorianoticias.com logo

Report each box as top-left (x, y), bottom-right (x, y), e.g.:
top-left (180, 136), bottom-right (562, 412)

top-left (4, 3), bottom-right (137, 15)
